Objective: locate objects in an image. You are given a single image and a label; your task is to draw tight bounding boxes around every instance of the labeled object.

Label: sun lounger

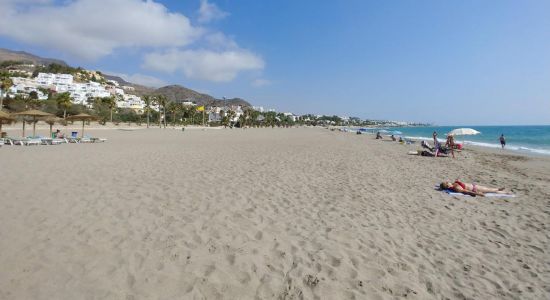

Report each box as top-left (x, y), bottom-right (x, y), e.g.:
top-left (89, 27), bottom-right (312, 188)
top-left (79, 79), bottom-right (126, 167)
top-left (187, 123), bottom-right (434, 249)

top-left (9, 137), bottom-right (31, 146)
top-left (91, 137), bottom-right (107, 143)
top-left (1, 138), bottom-right (13, 145)
top-left (79, 137), bottom-right (93, 143)
top-left (41, 138), bottom-right (67, 145)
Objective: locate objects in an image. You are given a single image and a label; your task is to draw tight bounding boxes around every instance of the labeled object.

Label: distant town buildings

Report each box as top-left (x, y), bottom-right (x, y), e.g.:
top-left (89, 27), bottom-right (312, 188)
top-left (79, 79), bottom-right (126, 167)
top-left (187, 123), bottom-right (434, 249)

top-left (8, 72), bottom-right (145, 112)
top-left (6, 72), bottom-right (430, 127)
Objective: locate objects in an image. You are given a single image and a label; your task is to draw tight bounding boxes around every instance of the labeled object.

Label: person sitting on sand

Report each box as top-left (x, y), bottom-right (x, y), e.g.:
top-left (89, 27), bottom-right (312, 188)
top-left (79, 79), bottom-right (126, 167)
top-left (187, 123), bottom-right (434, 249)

top-left (376, 132), bottom-right (383, 139)
top-left (391, 134), bottom-right (397, 141)
top-left (55, 129), bottom-right (65, 138)
top-left (440, 180), bottom-right (512, 197)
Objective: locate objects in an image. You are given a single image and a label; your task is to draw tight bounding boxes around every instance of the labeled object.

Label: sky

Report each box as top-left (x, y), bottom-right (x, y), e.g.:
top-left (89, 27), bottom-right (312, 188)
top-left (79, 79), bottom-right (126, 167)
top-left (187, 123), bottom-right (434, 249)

top-left (1, 0), bottom-right (549, 125)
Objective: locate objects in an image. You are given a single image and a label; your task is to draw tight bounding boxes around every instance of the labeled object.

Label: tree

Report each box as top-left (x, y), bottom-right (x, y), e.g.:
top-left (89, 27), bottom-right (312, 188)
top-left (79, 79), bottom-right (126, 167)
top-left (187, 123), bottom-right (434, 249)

top-left (227, 110), bottom-right (236, 126)
top-left (155, 95), bottom-right (168, 128)
top-left (0, 77), bottom-right (13, 109)
top-left (55, 92), bottom-right (72, 119)
top-left (143, 95), bottom-right (152, 128)
top-left (102, 95), bottom-right (117, 123)
top-left (166, 101), bottom-right (179, 127)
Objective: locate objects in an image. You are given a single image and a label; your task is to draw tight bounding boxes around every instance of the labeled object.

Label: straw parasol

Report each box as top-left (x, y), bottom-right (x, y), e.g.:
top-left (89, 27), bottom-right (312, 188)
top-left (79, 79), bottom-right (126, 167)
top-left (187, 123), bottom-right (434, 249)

top-left (66, 113), bottom-right (97, 137)
top-left (43, 116), bottom-right (62, 138)
top-left (0, 110), bottom-right (15, 135)
top-left (12, 109), bottom-right (53, 137)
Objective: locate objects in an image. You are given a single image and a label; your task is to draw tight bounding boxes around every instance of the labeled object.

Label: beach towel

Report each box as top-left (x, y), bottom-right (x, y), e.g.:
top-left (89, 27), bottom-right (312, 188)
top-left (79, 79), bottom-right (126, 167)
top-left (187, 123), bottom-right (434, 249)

top-left (443, 190), bottom-right (515, 198)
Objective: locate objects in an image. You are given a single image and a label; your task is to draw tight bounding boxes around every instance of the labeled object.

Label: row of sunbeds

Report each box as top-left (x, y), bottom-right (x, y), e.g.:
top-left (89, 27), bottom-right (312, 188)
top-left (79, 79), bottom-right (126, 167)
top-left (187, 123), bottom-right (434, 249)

top-left (0, 136), bottom-right (107, 146)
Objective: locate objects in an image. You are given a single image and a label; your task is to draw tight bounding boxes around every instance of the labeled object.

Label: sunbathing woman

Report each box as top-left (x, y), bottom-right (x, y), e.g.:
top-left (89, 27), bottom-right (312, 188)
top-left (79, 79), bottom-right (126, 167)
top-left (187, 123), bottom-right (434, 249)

top-left (440, 180), bottom-right (512, 197)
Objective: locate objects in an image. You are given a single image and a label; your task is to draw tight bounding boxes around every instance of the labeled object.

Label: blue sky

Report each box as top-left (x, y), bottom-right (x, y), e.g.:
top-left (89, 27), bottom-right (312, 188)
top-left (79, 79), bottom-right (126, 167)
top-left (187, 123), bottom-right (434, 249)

top-left (1, 0), bottom-right (549, 125)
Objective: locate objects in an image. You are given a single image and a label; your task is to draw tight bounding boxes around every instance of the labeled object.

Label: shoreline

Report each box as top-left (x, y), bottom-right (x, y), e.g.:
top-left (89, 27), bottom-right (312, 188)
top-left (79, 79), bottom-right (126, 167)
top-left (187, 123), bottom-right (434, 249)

top-left (334, 126), bottom-right (550, 157)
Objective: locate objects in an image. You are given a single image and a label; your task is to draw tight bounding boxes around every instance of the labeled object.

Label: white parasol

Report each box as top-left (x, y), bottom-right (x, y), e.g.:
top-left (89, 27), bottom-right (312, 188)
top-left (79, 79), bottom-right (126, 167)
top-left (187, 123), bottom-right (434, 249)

top-left (448, 128), bottom-right (481, 145)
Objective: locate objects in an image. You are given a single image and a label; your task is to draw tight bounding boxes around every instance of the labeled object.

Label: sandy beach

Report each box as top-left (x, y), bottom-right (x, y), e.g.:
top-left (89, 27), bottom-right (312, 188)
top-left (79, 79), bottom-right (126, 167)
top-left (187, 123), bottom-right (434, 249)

top-left (0, 126), bottom-right (549, 299)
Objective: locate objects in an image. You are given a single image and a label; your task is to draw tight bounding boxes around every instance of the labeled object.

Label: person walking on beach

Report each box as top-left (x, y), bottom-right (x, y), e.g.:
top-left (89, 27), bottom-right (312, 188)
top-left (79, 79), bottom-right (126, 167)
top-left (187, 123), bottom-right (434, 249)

top-left (499, 134), bottom-right (506, 149)
top-left (445, 134), bottom-right (455, 158)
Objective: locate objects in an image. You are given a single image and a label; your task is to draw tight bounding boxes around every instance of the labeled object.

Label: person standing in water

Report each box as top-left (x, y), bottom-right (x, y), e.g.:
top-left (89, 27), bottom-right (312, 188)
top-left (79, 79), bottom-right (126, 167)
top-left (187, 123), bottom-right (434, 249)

top-left (499, 134), bottom-right (506, 149)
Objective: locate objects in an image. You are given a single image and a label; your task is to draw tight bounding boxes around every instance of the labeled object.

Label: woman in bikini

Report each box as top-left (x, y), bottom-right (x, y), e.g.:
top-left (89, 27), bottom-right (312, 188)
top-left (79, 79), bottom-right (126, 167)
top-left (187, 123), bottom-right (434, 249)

top-left (440, 180), bottom-right (512, 197)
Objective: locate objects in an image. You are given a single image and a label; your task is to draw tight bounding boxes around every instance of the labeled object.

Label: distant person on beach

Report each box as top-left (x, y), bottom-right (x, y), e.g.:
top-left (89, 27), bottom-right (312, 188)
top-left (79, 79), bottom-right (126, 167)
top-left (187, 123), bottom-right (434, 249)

top-left (500, 134), bottom-right (506, 149)
top-left (440, 180), bottom-right (512, 197)
top-left (445, 134), bottom-right (455, 158)
top-left (408, 150), bottom-right (448, 157)
top-left (391, 134), bottom-right (396, 141)
top-left (376, 132), bottom-right (383, 139)
top-left (55, 129), bottom-right (64, 138)
top-left (433, 131), bottom-right (443, 157)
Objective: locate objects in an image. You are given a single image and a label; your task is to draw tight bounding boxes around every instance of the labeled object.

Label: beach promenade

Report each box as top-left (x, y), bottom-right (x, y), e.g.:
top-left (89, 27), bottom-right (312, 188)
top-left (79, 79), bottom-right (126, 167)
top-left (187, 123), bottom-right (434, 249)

top-left (0, 127), bottom-right (548, 299)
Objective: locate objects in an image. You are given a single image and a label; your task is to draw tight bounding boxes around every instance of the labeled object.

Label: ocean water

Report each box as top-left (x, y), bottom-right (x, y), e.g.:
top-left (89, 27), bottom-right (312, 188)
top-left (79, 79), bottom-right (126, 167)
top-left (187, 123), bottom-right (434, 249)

top-left (357, 126), bottom-right (550, 155)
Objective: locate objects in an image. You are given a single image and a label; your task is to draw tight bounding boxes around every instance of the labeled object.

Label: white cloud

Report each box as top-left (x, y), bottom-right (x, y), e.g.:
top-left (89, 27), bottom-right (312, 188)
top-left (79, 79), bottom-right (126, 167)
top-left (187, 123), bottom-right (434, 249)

top-left (198, 0), bottom-right (228, 23)
top-left (0, 0), bottom-right (202, 60)
top-left (204, 32), bottom-right (239, 50)
top-left (252, 78), bottom-right (271, 87)
top-left (0, 0), bottom-right (266, 83)
top-left (143, 49), bottom-right (264, 82)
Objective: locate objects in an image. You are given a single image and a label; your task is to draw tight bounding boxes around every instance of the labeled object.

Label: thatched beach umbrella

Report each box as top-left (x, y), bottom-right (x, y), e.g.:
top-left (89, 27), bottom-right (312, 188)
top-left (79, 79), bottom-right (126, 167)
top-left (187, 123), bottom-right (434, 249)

top-left (12, 109), bottom-right (53, 137)
top-left (0, 110), bottom-right (15, 134)
top-left (66, 113), bottom-right (97, 137)
top-left (43, 116), bottom-right (62, 138)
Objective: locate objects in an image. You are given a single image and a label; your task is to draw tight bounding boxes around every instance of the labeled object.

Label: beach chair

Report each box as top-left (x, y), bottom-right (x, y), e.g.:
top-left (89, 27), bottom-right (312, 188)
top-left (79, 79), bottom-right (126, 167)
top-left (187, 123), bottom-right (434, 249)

top-left (79, 137), bottom-right (93, 143)
top-left (1, 138), bottom-right (14, 145)
top-left (66, 137), bottom-right (80, 143)
top-left (91, 137), bottom-right (107, 143)
top-left (41, 138), bottom-right (66, 145)
top-left (26, 138), bottom-right (42, 146)
top-left (9, 137), bottom-right (29, 145)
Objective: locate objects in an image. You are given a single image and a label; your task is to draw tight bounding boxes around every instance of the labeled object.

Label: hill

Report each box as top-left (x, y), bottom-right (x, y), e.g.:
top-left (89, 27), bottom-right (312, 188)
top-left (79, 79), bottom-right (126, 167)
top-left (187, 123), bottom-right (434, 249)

top-left (153, 85), bottom-right (250, 107)
top-left (0, 48), bottom-right (68, 66)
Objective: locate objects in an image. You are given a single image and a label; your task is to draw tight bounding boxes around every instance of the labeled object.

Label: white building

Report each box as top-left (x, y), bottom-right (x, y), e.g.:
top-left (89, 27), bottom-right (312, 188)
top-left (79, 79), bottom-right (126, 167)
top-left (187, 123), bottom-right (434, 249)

top-left (208, 105), bottom-right (244, 123)
top-left (117, 94), bottom-right (145, 113)
top-left (36, 73), bottom-right (73, 86)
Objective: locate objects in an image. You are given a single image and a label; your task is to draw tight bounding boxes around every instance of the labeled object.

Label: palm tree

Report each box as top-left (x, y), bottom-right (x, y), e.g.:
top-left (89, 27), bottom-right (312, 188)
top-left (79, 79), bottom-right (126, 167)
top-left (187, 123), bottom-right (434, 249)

top-left (167, 101), bottom-right (179, 127)
top-left (155, 95), bottom-right (168, 128)
top-left (0, 77), bottom-right (13, 109)
top-left (55, 92), bottom-right (72, 119)
top-left (188, 107), bottom-right (197, 125)
top-left (143, 95), bottom-right (152, 128)
top-left (102, 96), bottom-right (117, 123)
top-left (227, 109), bottom-right (236, 127)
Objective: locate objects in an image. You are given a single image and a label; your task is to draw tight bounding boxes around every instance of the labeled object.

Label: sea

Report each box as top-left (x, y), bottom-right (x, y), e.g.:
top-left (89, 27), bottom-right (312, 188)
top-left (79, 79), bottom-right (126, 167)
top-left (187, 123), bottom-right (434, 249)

top-left (354, 125), bottom-right (550, 156)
